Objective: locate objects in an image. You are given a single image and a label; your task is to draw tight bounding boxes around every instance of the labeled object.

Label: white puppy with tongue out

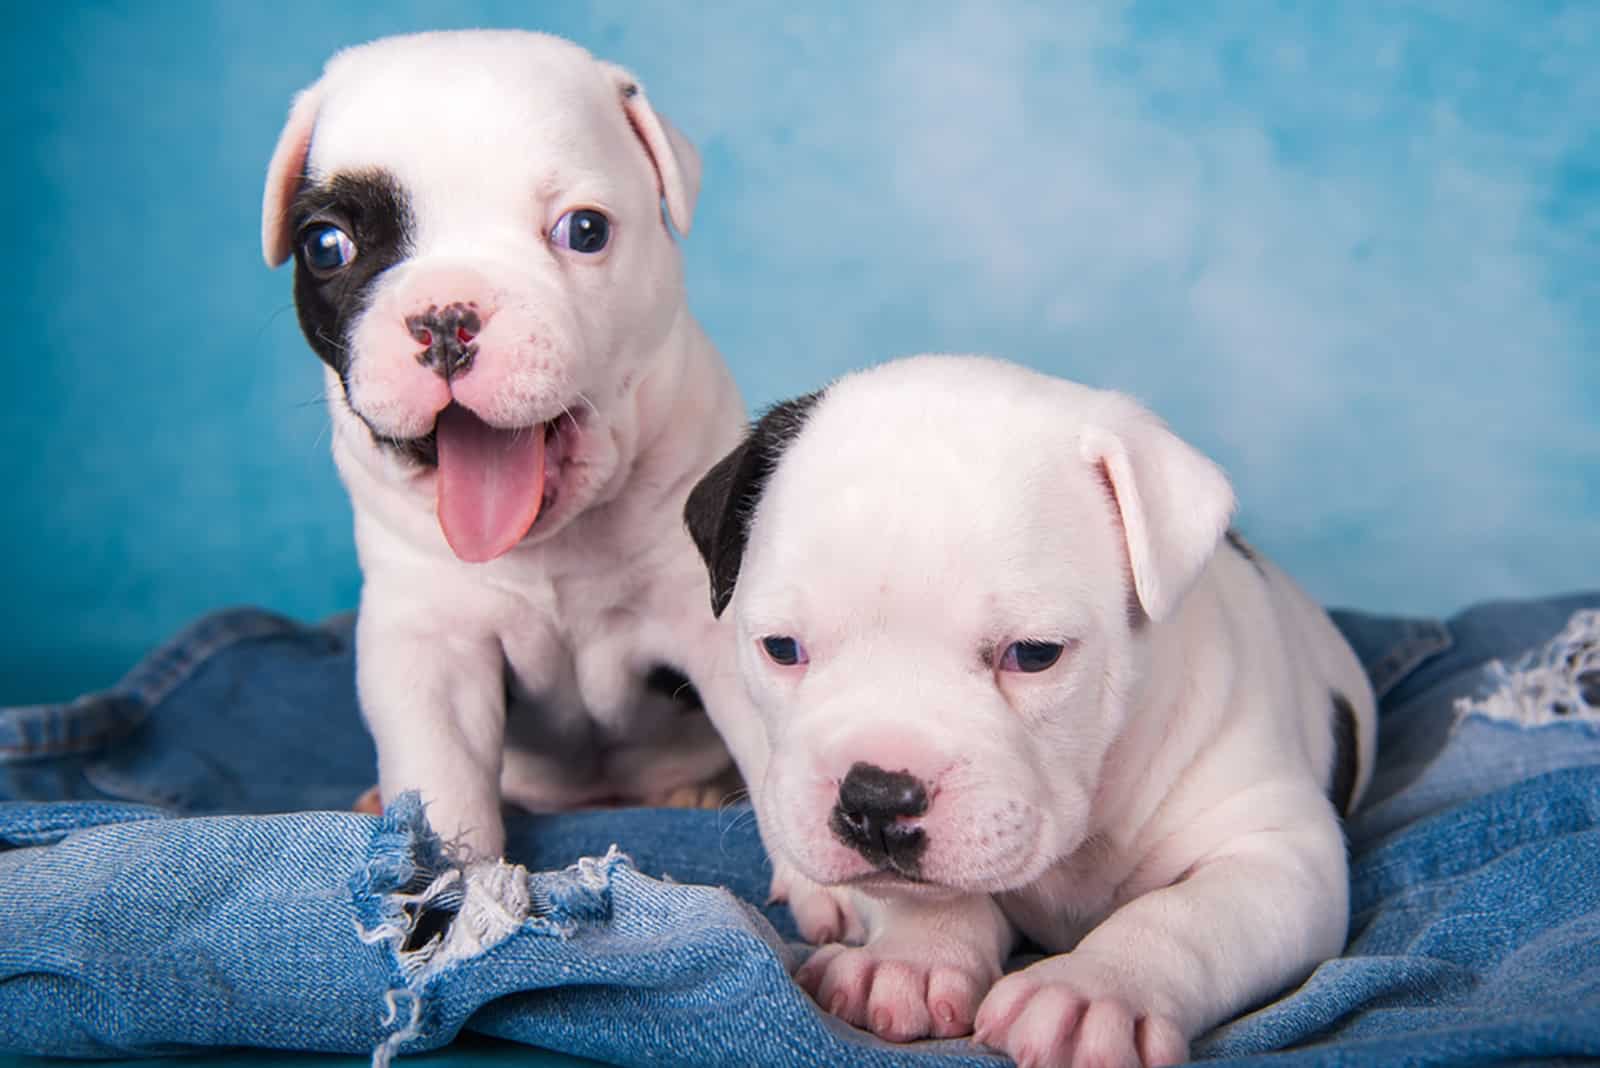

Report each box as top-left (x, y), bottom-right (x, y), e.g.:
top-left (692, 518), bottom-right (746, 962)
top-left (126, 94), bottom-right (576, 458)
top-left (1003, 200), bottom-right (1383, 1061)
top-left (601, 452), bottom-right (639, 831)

top-left (262, 30), bottom-right (755, 858)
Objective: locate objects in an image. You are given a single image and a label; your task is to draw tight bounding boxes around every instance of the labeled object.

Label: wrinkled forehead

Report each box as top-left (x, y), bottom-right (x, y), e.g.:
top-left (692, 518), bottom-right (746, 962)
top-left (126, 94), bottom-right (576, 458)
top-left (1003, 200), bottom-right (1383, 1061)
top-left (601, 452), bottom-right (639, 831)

top-left (305, 48), bottom-right (640, 219)
top-left (745, 405), bottom-right (1117, 630)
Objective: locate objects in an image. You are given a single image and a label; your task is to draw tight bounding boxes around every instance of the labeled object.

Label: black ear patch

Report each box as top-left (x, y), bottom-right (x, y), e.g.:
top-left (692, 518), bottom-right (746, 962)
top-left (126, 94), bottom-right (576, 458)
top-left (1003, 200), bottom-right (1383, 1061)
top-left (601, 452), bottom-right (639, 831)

top-left (1328, 690), bottom-right (1359, 816)
top-left (683, 391), bottom-right (824, 617)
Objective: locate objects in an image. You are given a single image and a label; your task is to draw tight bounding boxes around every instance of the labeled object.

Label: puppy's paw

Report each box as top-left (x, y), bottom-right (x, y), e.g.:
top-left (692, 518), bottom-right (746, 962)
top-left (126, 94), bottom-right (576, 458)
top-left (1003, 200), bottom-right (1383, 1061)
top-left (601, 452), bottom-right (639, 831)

top-left (796, 942), bottom-right (992, 1042)
top-left (974, 957), bottom-right (1187, 1068)
top-left (767, 861), bottom-right (865, 945)
top-left (353, 785), bottom-right (384, 815)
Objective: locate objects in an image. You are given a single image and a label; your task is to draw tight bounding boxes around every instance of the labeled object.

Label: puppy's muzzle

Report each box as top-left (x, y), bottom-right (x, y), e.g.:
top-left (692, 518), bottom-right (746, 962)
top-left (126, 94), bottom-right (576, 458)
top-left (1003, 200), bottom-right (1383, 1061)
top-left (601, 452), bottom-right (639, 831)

top-left (405, 301), bottom-right (484, 380)
top-left (829, 762), bottom-right (929, 877)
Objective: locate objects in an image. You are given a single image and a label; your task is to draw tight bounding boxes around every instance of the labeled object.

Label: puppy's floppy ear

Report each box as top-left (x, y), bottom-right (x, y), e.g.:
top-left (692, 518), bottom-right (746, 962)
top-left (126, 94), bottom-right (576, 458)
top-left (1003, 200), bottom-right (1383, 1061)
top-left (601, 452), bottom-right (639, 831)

top-left (599, 62), bottom-right (701, 236)
top-left (1080, 398), bottom-right (1236, 624)
top-left (262, 84), bottom-right (322, 268)
top-left (684, 392), bottom-right (824, 617)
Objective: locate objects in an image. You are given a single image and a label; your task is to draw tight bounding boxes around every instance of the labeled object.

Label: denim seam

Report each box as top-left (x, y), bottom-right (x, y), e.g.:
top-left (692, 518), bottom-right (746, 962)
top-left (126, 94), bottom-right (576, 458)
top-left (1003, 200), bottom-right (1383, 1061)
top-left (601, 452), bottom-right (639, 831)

top-left (1, 609), bottom-right (326, 763)
top-left (0, 719), bottom-right (139, 759)
top-left (113, 607), bottom-right (322, 709)
top-left (0, 695), bottom-right (147, 763)
top-left (1368, 620), bottom-right (1454, 699)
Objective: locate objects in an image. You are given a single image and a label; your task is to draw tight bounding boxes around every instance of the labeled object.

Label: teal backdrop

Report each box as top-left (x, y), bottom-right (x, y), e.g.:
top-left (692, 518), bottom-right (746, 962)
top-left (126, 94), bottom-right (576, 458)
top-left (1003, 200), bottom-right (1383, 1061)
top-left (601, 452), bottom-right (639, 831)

top-left (5, 2), bottom-right (1597, 704)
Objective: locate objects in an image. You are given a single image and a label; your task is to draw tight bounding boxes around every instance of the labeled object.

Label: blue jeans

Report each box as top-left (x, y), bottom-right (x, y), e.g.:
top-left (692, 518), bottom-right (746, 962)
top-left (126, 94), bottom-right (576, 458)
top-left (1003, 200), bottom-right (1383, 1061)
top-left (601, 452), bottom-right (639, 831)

top-left (3, 595), bottom-right (1599, 1066)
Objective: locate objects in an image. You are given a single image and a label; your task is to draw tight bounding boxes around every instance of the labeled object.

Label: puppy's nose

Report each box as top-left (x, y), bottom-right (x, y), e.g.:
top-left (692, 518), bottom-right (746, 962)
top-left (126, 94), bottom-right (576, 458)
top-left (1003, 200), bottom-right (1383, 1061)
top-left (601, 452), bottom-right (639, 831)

top-left (830, 762), bottom-right (929, 874)
top-left (405, 301), bottom-right (485, 379)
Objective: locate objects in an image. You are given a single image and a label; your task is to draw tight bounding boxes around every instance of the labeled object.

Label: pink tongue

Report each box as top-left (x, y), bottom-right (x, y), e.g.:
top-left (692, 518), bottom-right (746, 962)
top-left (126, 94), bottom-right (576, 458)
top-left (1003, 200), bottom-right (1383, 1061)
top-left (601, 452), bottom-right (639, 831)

top-left (434, 404), bottom-right (547, 563)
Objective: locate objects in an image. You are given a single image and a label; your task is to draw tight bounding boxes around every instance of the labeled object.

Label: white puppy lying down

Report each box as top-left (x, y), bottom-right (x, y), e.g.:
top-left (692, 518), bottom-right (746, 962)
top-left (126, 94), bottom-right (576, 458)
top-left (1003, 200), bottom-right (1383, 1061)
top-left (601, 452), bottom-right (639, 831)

top-left (682, 355), bottom-right (1375, 1068)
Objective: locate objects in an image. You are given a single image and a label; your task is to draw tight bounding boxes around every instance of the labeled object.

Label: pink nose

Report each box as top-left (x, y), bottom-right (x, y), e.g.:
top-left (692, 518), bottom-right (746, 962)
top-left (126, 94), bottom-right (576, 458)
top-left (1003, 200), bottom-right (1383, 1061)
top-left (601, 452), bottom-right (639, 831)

top-left (404, 301), bottom-right (488, 379)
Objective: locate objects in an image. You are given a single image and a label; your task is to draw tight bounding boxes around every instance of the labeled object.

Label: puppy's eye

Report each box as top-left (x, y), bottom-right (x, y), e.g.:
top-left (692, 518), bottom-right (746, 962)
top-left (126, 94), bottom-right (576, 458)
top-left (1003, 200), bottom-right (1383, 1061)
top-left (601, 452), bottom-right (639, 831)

top-left (551, 209), bottom-right (611, 254)
top-left (998, 640), bottom-right (1064, 673)
top-left (760, 635), bottom-right (808, 667)
top-left (300, 225), bottom-right (357, 276)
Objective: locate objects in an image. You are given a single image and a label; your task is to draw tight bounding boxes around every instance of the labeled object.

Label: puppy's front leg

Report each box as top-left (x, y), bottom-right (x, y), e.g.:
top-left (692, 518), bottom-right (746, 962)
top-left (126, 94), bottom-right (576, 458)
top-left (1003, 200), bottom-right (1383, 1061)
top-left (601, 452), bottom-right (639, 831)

top-left (975, 808), bottom-right (1348, 1068)
top-left (768, 857), bottom-right (867, 946)
top-left (357, 608), bottom-right (509, 859)
top-left (795, 892), bottom-right (1014, 1042)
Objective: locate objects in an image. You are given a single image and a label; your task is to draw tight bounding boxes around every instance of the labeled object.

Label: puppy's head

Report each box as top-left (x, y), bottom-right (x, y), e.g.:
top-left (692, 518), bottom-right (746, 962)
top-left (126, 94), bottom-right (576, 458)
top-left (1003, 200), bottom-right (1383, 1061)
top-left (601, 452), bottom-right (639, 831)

top-left (685, 355), bottom-right (1235, 897)
top-left (263, 31), bottom-right (701, 561)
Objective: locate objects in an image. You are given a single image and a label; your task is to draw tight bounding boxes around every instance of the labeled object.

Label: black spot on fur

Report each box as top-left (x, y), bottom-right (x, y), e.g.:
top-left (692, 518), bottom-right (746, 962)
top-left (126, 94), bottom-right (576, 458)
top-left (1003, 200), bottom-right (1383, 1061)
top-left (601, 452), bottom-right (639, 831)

top-left (644, 664), bottom-right (703, 713)
top-left (1225, 529), bottom-right (1267, 575)
top-left (289, 169), bottom-right (418, 454)
top-left (406, 301), bottom-right (481, 379)
top-left (391, 432), bottom-right (438, 467)
top-left (683, 391), bottom-right (824, 617)
top-left (1328, 690), bottom-right (1359, 816)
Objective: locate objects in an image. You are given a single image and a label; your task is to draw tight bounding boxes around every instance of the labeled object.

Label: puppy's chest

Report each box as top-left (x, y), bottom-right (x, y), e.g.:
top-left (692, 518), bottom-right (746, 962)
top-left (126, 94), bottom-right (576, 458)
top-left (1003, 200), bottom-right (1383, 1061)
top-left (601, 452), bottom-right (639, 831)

top-left (499, 612), bottom-right (656, 735)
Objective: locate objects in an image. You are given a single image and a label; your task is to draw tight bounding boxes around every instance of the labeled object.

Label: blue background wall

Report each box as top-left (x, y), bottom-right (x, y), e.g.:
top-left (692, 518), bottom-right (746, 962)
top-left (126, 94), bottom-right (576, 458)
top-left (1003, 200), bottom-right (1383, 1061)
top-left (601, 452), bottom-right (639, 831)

top-left (5, 2), bottom-right (1596, 703)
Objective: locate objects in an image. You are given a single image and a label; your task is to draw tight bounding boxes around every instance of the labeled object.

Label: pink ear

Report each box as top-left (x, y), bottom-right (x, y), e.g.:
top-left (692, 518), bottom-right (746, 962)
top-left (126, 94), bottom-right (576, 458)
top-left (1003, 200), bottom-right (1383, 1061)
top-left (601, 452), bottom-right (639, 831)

top-left (599, 62), bottom-right (701, 236)
top-left (1080, 402), bottom-right (1236, 623)
top-left (261, 86), bottom-right (322, 268)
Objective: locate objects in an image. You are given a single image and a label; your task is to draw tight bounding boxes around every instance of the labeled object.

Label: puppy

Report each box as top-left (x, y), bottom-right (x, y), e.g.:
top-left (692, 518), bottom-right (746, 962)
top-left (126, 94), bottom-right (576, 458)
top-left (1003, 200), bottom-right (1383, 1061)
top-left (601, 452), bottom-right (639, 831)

top-left (262, 31), bottom-right (756, 858)
top-left (684, 355), bottom-right (1376, 1068)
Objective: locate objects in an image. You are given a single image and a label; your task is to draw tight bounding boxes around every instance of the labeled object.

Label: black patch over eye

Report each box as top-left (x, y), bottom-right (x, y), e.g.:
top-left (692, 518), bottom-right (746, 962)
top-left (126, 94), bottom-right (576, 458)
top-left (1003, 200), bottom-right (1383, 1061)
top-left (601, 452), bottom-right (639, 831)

top-left (1000, 640), bottom-right (1065, 673)
top-left (288, 169), bottom-right (414, 385)
top-left (760, 635), bottom-right (808, 667)
top-left (552, 209), bottom-right (611, 253)
top-left (300, 224), bottom-right (357, 276)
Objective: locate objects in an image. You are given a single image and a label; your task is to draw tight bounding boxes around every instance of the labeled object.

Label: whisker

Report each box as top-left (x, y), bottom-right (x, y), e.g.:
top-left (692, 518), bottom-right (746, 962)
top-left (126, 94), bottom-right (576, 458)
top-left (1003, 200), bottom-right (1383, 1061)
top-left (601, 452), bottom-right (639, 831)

top-left (716, 803), bottom-right (760, 854)
top-left (255, 302), bottom-right (299, 341)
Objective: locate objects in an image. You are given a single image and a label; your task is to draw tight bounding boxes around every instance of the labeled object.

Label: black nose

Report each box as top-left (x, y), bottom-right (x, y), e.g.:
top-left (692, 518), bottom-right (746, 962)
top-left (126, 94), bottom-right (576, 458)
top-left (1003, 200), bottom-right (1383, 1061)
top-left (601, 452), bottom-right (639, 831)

top-left (405, 302), bottom-right (482, 379)
top-left (829, 762), bottom-right (929, 876)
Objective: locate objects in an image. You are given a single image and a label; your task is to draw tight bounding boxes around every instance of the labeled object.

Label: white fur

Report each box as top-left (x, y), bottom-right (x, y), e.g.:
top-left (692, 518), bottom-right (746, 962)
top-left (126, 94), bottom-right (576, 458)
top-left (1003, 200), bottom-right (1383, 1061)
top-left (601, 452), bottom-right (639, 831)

top-left (262, 31), bottom-right (763, 858)
top-left (730, 356), bottom-right (1376, 1068)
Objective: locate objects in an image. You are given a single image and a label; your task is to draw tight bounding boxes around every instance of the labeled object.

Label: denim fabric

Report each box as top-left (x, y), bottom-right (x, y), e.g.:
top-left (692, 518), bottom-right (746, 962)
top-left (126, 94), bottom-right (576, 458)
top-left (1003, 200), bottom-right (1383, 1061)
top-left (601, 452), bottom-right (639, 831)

top-left (3, 594), bottom-right (1599, 1066)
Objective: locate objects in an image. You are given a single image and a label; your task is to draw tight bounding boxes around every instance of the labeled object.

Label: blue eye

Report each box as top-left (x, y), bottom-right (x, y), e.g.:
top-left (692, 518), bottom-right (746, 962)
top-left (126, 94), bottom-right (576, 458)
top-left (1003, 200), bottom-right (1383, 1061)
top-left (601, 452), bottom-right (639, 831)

top-left (999, 640), bottom-right (1065, 673)
top-left (760, 635), bottom-right (808, 667)
top-left (551, 209), bottom-right (611, 254)
top-left (301, 225), bottom-right (356, 275)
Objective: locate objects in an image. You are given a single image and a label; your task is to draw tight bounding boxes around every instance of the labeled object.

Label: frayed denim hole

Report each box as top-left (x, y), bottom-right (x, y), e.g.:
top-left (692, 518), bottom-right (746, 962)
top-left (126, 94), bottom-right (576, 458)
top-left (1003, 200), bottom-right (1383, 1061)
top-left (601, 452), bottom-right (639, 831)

top-left (1455, 610), bottom-right (1600, 728)
top-left (400, 900), bottom-right (456, 952)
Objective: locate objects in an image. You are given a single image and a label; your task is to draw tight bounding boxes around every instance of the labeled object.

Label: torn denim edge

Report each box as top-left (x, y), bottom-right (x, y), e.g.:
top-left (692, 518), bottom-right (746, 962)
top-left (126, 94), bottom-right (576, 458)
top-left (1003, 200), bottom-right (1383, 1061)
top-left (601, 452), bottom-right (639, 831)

top-left (1454, 609), bottom-right (1600, 728)
top-left (350, 792), bottom-right (631, 1068)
